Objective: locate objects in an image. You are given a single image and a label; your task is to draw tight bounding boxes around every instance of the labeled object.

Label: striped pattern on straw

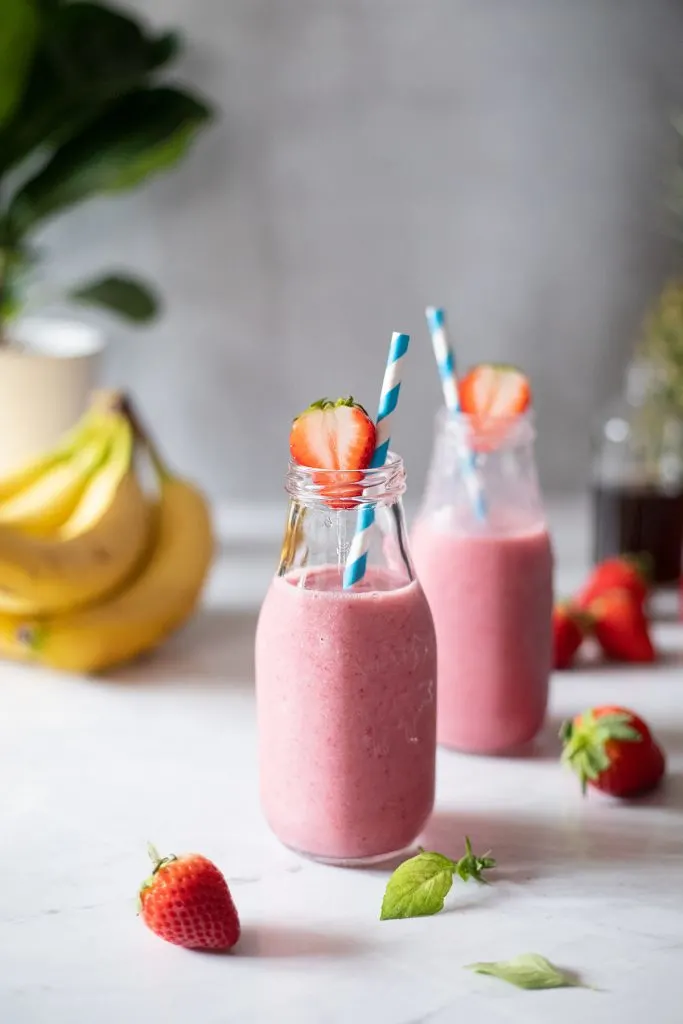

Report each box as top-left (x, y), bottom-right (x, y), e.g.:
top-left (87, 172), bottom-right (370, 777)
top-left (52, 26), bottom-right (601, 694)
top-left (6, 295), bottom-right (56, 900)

top-left (425, 306), bottom-right (487, 521)
top-left (343, 331), bottom-right (410, 589)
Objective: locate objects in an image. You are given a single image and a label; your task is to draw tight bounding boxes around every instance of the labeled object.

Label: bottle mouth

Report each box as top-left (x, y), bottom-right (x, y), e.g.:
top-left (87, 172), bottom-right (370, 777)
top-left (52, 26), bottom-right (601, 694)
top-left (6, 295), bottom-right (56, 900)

top-left (285, 451), bottom-right (406, 506)
top-left (436, 407), bottom-right (537, 449)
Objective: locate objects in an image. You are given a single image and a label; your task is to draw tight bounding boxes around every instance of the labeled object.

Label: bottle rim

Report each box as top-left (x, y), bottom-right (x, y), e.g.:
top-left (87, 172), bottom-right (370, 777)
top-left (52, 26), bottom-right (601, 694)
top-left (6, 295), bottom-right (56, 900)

top-left (435, 407), bottom-right (537, 446)
top-left (285, 451), bottom-right (407, 505)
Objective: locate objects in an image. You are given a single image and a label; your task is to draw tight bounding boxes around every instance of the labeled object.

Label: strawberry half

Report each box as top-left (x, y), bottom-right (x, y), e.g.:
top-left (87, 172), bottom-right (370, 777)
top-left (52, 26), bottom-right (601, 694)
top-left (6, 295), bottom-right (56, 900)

top-left (289, 397), bottom-right (376, 508)
top-left (560, 706), bottom-right (665, 797)
top-left (588, 587), bottom-right (656, 663)
top-left (459, 364), bottom-right (531, 418)
top-left (575, 555), bottom-right (650, 610)
top-left (458, 364), bottom-right (531, 451)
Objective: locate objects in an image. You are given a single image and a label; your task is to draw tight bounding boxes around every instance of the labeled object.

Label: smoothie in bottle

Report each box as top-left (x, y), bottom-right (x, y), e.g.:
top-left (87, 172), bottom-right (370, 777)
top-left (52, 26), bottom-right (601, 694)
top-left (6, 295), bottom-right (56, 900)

top-left (256, 379), bottom-right (437, 863)
top-left (412, 359), bottom-right (553, 754)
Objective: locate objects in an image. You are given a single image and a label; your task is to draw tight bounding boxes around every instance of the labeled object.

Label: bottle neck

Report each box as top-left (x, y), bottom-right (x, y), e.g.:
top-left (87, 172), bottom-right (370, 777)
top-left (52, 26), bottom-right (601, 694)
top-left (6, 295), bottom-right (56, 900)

top-left (285, 452), bottom-right (407, 508)
top-left (419, 410), bottom-right (545, 531)
top-left (279, 453), bottom-right (414, 588)
top-left (436, 407), bottom-right (537, 452)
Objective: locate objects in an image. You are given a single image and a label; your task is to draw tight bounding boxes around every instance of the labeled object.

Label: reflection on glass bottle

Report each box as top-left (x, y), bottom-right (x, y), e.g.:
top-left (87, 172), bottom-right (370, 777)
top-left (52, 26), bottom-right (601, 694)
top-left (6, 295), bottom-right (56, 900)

top-left (592, 359), bottom-right (683, 584)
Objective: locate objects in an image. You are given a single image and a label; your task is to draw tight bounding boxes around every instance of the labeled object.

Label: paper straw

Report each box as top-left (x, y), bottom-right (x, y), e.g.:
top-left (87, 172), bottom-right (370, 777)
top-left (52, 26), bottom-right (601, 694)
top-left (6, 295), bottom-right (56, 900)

top-left (343, 331), bottom-right (410, 588)
top-left (425, 307), bottom-right (486, 520)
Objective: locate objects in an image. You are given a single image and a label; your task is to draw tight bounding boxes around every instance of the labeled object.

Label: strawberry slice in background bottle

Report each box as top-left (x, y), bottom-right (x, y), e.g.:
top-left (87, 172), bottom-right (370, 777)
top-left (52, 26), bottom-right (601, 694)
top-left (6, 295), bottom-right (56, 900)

top-left (458, 364), bottom-right (532, 450)
top-left (459, 364), bottom-right (532, 418)
top-left (588, 587), bottom-right (656, 663)
top-left (575, 555), bottom-right (650, 610)
top-left (289, 397), bottom-right (376, 509)
top-left (560, 706), bottom-right (666, 797)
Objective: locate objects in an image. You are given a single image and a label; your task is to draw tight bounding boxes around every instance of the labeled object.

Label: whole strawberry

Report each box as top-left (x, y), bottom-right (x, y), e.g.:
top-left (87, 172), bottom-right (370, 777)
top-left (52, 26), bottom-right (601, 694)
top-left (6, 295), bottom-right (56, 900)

top-left (589, 587), bottom-right (656, 663)
top-left (139, 845), bottom-right (240, 951)
top-left (560, 706), bottom-right (665, 798)
top-left (576, 555), bottom-right (650, 610)
top-left (552, 603), bottom-right (590, 670)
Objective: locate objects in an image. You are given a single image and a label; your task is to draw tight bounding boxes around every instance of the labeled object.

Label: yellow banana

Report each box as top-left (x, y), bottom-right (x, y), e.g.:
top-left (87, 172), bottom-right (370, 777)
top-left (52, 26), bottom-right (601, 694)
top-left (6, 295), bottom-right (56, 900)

top-left (0, 415), bottom-right (152, 615)
top-left (0, 402), bottom-right (108, 506)
top-left (0, 473), bottom-right (213, 673)
top-left (0, 430), bottom-right (110, 536)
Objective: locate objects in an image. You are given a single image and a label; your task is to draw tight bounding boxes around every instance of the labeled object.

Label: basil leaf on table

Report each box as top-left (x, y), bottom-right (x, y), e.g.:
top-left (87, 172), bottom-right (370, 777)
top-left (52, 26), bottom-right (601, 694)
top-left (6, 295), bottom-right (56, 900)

top-left (466, 952), bottom-right (585, 990)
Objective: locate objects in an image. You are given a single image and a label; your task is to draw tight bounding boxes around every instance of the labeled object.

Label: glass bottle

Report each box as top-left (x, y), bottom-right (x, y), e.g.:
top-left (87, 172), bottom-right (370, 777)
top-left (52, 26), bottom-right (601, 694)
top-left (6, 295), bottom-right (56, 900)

top-left (411, 410), bottom-right (553, 754)
top-left (255, 454), bottom-right (437, 865)
top-left (591, 358), bottom-right (683, 585)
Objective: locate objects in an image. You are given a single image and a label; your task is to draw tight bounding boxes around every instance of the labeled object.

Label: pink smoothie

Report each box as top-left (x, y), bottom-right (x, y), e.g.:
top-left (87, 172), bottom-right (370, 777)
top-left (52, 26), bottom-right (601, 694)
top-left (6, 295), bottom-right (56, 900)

top-left (255, 566), bottom-right (437, 863)
top-left (411, 518), bottom-right (553, 753)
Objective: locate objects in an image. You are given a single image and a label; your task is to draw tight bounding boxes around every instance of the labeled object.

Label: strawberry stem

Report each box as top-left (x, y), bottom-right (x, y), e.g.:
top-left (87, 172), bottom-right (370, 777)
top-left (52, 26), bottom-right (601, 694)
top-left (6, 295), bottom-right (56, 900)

top-left (146, 842), bottom-right (177, 875)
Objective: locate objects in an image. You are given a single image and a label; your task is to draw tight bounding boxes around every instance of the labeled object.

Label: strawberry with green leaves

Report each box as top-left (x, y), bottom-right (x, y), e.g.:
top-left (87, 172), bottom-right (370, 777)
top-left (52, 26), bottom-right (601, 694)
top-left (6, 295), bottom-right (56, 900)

top-left (139, 845), bottom-right (241, 951)
top-left (289, 397), bottom-right (376, 508)
top-left (561, 706), bottom-right (665, 798)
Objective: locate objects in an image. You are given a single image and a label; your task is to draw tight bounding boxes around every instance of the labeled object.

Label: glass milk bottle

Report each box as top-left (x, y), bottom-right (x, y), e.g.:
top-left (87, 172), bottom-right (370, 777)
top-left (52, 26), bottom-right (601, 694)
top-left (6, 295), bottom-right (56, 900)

top-left (255, 455), bottom-right (437, 865)
top-left (412, 411), bottom-right (553, 754)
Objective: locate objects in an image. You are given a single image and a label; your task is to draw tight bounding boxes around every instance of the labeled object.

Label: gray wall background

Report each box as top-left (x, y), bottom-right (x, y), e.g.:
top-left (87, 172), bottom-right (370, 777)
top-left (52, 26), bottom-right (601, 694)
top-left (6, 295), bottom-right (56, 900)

top-left (38, 0), bottom-right (683, 508)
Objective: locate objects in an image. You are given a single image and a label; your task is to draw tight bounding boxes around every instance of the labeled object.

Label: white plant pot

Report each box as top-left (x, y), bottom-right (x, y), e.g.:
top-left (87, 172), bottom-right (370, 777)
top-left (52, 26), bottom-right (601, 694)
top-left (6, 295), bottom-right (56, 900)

top-left (0, 318), bottom-right (105, 477)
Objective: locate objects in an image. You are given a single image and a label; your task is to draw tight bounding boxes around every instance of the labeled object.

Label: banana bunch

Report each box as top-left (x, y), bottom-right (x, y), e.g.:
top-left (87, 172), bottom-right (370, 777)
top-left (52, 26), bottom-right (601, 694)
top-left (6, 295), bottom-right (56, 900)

top-left (0, 393), bottom-right (213, 674)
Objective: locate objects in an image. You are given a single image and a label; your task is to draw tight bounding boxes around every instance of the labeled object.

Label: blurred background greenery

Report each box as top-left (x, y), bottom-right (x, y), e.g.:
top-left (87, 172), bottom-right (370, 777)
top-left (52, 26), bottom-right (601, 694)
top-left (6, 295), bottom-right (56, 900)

top-left (0, 0), bottom-right (214, 335)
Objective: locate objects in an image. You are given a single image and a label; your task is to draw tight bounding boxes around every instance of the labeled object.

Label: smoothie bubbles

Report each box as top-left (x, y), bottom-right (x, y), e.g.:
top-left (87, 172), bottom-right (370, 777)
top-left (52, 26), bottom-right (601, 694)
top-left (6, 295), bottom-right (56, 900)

top-left (412, 309), bottom-right (553, 754)
top-left (255, 333), bottom-right (437, 865)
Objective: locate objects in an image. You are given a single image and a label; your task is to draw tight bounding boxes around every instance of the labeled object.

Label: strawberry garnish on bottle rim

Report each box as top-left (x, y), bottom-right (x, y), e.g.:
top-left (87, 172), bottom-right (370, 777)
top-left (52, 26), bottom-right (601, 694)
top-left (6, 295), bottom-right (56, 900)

top-left (289, 396), bottom-right (377, 509)
top-left (458, 364), bottom-right (532, 418)
top-left (457, 364), bottom-right (532, 450)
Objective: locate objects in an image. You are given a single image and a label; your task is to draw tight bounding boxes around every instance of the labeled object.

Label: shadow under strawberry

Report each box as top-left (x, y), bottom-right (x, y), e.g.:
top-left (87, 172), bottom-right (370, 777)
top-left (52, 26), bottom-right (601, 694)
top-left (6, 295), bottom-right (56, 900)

top-left (235, 924), bottom-right (365, 959)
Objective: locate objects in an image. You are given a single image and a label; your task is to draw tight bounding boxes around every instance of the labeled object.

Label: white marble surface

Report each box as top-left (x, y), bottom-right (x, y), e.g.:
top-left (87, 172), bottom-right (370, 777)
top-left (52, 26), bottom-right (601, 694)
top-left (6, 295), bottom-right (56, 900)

top-left (1, 505), bottom-right (683, 1024)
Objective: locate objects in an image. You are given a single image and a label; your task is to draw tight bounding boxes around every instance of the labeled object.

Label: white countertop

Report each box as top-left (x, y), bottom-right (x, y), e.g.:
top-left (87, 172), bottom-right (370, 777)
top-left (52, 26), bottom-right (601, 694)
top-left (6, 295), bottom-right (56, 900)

top-left (1, 499), bottom-right (682, 1024)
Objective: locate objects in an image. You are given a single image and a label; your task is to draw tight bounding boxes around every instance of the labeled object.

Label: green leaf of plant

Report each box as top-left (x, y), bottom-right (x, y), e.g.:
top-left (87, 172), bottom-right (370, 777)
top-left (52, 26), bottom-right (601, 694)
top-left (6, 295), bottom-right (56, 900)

top-left (7, 86), bottom-right (213, 233)
top-left (466, 953), bottom-right (584, 990)
top-left (148, 31), bottom-right (182, 70)
top-left (0, 0), bottom-right (39, 129)
top-left (380, 851), bottom-right (456, 921)
top-left (0, 3), bottom-right (186, 174)
top-left (69, 274), bottom-right (159, 323)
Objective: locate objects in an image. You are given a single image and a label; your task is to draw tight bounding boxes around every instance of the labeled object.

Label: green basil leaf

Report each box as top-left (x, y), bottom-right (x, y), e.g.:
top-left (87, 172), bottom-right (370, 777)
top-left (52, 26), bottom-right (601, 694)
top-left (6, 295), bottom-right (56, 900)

top-left (466, 953), bottom-right (583, 990)
top-left (380, 851), bottom-right (456, 921)
top-left (69, 274), bottom-right (159, 323)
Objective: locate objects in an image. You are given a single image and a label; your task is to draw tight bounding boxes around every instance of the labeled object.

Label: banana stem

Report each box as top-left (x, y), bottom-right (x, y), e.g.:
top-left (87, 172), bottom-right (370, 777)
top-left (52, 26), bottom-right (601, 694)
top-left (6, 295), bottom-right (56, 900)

top-left (120, 395), bottom-right (171, 481)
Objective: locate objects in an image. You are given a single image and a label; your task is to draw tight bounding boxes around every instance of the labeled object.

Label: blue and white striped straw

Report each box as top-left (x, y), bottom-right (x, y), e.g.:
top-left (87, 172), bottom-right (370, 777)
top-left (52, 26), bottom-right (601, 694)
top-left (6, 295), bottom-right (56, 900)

top-left (425, 307), bottom-right (486, 521)
top-left (343, 331), bottom-right (410, 589)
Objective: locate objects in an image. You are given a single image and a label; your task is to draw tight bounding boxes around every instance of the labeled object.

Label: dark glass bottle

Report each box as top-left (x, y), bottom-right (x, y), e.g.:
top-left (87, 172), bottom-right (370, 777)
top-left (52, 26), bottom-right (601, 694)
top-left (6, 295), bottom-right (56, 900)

top-left (591, 361), bottom-right (683, 584)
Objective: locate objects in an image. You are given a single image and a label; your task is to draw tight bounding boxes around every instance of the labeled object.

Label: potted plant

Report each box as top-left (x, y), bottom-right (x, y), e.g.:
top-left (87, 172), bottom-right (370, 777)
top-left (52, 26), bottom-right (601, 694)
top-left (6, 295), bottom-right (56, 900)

top-left (0, 0), bottom-right (213, 474)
